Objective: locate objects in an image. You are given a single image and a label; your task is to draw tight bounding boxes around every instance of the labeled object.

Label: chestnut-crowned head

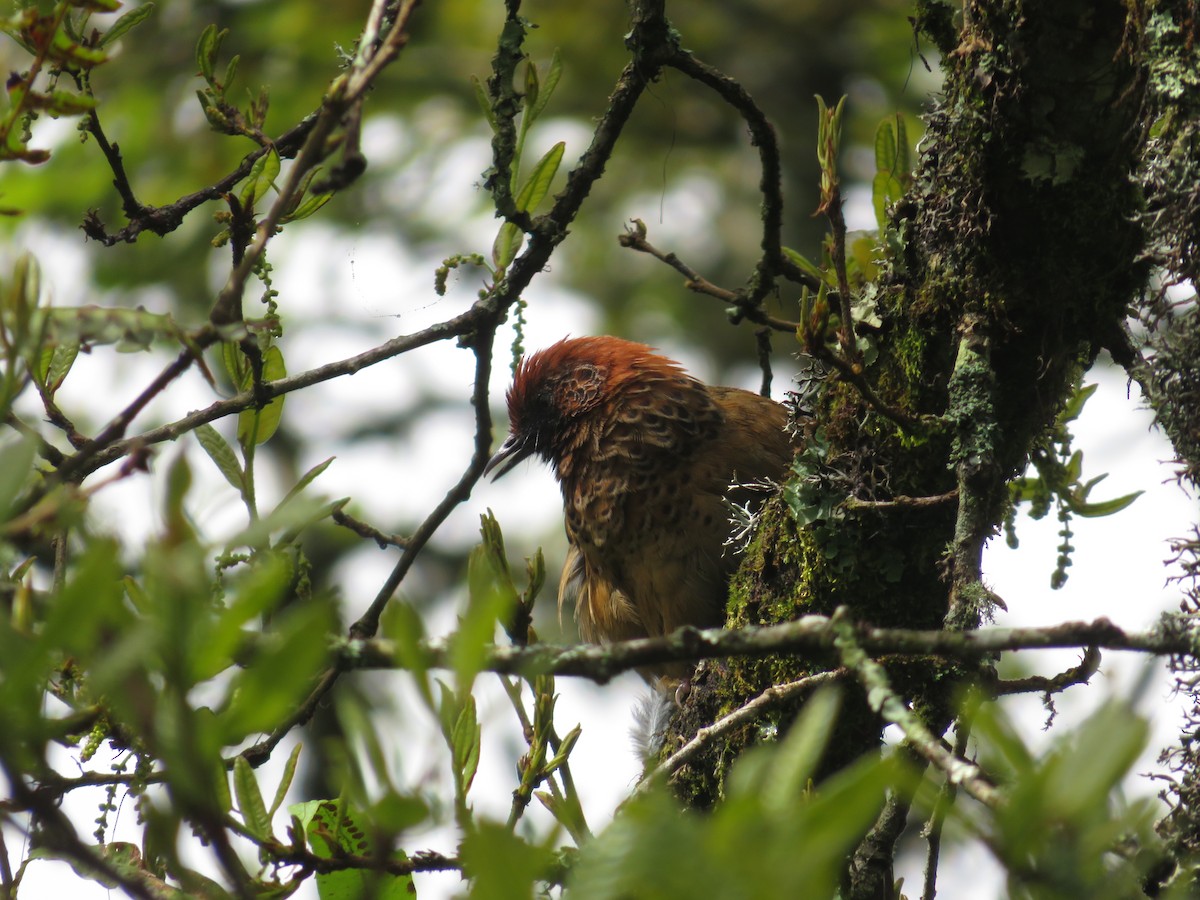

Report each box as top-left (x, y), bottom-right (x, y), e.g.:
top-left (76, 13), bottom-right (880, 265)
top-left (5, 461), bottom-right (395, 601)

top-left (485, 336), bottom-right (669, 479)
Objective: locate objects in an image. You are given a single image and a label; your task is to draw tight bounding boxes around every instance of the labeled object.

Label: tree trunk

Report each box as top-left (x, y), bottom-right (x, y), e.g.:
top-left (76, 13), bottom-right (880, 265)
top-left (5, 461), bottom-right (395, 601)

top-left (665, 2), bottom-right (1149, 891)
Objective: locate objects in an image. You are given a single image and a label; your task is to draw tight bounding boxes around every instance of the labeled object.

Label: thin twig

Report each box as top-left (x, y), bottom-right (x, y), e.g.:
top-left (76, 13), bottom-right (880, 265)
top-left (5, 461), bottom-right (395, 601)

top-left (242, 325), bottom-right (499, 768)
top-left (332, 509), bottom-right (410, 549)
top-left (4, 412), bottom-right (65, 466)
top-left (825, 183), bottom-right (860, 363)
top-left (808, 340), bottom-right (924, 431)
top-left (922, 711), bottom-right (975, 900)
top-left (352, 328), bottom-right (497, 640)
top-left (664, 49), bottom-right (787, 304)
top-left (986, 646), bottom-right (1102, 697)
top-left (52, 332), bottom-right (217, 484)
top-left (636, 670), bottom-right (846, 795)
top-left (618, 221), bottom-right (800, 332)
top-left (61, 306), bottom-right (481, 482)
top-left (3, 772), bottom-right (160, 900)
top-left (845, 491), bottom-right (958, 511)
top-left (755, 327), bottom-right (773, 397)
top-left (82, 112), bottom-right (320, 245)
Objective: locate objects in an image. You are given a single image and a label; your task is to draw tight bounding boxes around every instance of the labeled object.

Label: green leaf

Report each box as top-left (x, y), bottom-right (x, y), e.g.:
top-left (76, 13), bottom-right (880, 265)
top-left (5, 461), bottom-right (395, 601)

top-left (192, 550), bottom-right (291, 683)
top-left (40, 540), bottom-right (127, 658)
top-left (196, 25), bottom-right (226, 86)
top-left (1064, 449), bottom-right (1084, 483)
top-left (492, 221), bottom-right (523, 272)
top-left (222, 341), bottom-right (249, 389)
top-left (34, 90), bottom-right (97, 116)
top-left (471, 75), bottom-right (498, 132)
top-left (195, 423), bottom-right (244, 492)
top-left (515, 141), bottom-right (564, 213)
top-left (233, 756), bottom-right (272, 841)
top-left (522, 60), bottom-right (540, 129)
top-left (450, 693), bottom-right (481, 793)
top-left (767, 688), bottom-right (841, 807)
top-left (240, 147), bottom-right (280, 209)
top-left (874, 118), bottom-right (897, 174)
top-left (450, 515), bottom-right (520, 689)
top-left (44, 341), bottom-right (79, 394)
top-left (381, 601), bottom-right (433, 710)
top-left (0, 435), bottom-right (37, 521)
top-left (492, 141), bottom-right (565, 271)
top-left (894, 114), bottom-right (910, 174)
top-left (217, 600), bottom-right (333, 743)
top-left (1042, 701), bottom-right (1148, 822)
top-left (546, 723), bottom-right (581, 772)
top-left (783, 246), bottom-right (829, 285)
top-left (269, 742), bottom-right (302, 817)
top-left (872, 172), bottom-right (903, 232)
top-left (278, 456), bottom-right (334, 509)
top-left (44, 28), bottom-right (108, 68)
top-left (100, 2), bottom-right (156, 47)
top-left (460, 822), bottom-right (554, 900)
top-left (1067, 489), bottom-right (1143, 518)
top-left (291, 799), bottom-right (415, 900)
top-left (223, 55), bottom-right (240, 93)
top-left (1059, 381), bottom-right (1098, 424)
top-left (527, 49), bottom-right (563, 123)
top-left (280, 174), bottom-right (333, 223)
top-left (237, 345), bottom-right (286, 446)
top-left (871, 117), bottom-right (910, 231)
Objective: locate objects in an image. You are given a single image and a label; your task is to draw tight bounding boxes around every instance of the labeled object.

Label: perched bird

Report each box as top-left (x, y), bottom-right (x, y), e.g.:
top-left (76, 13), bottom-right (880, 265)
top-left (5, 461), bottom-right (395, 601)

top-left (486, 336), bottom-right (794, 662)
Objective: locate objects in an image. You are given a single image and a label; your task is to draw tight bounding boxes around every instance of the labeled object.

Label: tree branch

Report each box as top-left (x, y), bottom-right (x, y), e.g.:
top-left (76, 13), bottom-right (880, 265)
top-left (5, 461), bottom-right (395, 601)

top-left (335, 612), bottom-right (1199, 682)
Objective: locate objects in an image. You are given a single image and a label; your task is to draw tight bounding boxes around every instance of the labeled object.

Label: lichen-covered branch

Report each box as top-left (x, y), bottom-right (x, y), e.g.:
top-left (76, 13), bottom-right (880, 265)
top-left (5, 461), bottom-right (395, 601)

top-left (336, 612), bottom-right (1200, 681)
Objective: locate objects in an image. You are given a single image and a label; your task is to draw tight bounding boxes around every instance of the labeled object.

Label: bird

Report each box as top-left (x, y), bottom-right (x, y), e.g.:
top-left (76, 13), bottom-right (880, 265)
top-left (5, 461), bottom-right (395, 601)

top-left (486, 336), bottom-right (794, 666)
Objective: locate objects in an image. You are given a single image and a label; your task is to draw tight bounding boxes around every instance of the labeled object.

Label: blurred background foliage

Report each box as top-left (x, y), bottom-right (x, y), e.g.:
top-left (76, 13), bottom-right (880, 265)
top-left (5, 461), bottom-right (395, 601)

top-left (2, 0), bottom-right (931, 337)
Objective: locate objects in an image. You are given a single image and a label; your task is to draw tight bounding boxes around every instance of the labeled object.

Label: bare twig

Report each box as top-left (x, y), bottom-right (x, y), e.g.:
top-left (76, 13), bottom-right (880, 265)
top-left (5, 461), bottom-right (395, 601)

top-left (664, 50), bottom-right (787, 304)
top-left (806, 339), bottom-right (925, 431)
top-left (81, 112), bottom-right (320, 245)
top-left (618, 221), bottom-right (800, 332)
top-left (5, 412), bottom-right (65, 466)
top-left (755, 327), bottom-right (773, 397)
top-left (222, 811), bottom-right (460, 877)
top-left (636, 670), bottom-right (846, 794)
top-left (332, 508), bottom-right (410, 549)
top-left (986, 645), bottom-right (1102, 697)
top-left (63, 306), bottom-right (481, 482)
top-left (845, 491), bottom-right (959, 511)
top-left (52, 332), bottom-right (217, 484)
top-left (352, 327), bottom-right (497, 640)
top-left (922, 711), bottom-right (975, 900)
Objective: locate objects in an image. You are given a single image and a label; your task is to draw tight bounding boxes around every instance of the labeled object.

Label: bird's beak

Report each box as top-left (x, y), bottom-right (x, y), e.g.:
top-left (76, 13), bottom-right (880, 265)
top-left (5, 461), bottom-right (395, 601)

top-left (484, 433), bottom-right (531, 480)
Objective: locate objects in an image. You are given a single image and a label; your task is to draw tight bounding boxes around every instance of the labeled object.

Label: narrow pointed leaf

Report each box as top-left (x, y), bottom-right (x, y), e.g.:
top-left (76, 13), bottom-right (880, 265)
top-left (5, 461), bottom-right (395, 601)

top-left (234, 756), bottom-right (272, 840)
top-left (195, 423), bottom-right (244, 492)
top-left (515, 141), bottom-right (565, 212)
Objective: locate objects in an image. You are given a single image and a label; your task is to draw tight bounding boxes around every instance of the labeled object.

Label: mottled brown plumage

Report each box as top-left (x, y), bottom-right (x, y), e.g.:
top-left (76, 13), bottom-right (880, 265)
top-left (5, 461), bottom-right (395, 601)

top-left (487, 336), bottom-right (794, 658)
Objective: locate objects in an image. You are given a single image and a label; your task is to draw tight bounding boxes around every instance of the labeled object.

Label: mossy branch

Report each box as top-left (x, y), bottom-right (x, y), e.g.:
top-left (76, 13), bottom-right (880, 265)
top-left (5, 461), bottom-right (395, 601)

top-left (335, 612), bottom-right (1200, 682)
